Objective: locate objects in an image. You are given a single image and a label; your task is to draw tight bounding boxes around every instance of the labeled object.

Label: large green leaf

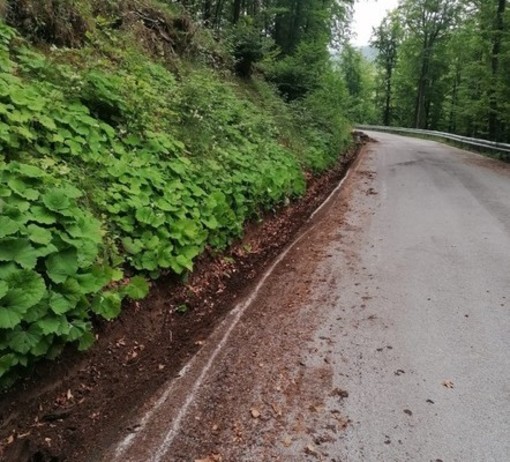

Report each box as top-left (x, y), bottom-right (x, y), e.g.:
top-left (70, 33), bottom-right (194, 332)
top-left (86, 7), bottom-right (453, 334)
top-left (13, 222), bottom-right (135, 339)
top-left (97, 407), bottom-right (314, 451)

top-left (13, 162), bottom-right (45, 179)
top-left (31, 336), bottom-right (51, 357)
top-left (7, 327), bottom-right (42, 354)
top-left (26, 224), bottom-right (53, 245)
top-left (7, 177), bottom-right (39, 200)
top-left (77, 330), bottom-right (95, 351)
top-left (29, 205), bottom-right (57, 225)
top-left (67, 216), bottom-right (101, 241)
top-left (135, 207), bottom-right (166, 228)
top-left (122, 276), bottom-right (149, 300)
top-left (121, 237), bottom-right (143, 255)
top-left (0, 308), bottom-right (22, 329)
top-left (91, 291), bottom-right (121, 320)
top-left (0, 353), bottom-right (18, 377)
top-left (0, 217), bottom-right (19, 238)
top-left (38, 316), bottom-right (70, 335)
top-left (45, 248), bottom-right (78, 283)
top-left (0, 238), bottom-right (39, 269)
top-left (42, 189), bottom-right (71, 213)
top-left (0, 281), bottom-right (8, 299)
top-left (2, 269), bottom-right (46, 312)
top-left (49, 291), bottom-right (77, 315)
top-left (0, 262), bottom-right (18, 279)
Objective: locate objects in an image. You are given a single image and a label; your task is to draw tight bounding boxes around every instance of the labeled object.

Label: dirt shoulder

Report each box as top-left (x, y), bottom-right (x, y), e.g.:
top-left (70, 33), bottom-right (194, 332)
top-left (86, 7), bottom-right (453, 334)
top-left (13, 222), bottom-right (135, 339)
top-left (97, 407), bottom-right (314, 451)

top-left (0, 141), bottom-right (365, 462)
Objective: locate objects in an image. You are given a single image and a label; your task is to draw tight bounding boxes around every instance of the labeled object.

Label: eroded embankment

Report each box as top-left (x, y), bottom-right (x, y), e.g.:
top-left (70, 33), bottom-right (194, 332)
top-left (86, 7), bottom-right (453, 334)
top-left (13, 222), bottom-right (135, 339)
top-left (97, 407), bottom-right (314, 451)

top-left (0, 139), bottom-right (366, 462)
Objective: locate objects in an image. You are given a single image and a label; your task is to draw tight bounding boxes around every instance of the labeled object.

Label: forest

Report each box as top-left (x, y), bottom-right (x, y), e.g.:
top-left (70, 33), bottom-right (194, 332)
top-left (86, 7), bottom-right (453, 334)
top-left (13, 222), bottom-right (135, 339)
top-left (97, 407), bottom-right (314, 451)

top-left (371, 0), bottom-right (510, 143)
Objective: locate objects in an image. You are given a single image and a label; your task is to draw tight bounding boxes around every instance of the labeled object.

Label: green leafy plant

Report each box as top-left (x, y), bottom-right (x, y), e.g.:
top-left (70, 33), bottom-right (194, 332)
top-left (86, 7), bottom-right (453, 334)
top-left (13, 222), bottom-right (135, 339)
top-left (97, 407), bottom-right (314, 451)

top-left (0, 14), bottom-right (351, 387)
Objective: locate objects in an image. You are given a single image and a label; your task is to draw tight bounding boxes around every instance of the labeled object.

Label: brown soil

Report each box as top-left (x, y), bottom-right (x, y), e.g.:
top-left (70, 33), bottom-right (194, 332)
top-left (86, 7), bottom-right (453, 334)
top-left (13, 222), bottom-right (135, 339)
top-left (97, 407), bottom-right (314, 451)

top-left (0, 140), bottom-right (366, 462)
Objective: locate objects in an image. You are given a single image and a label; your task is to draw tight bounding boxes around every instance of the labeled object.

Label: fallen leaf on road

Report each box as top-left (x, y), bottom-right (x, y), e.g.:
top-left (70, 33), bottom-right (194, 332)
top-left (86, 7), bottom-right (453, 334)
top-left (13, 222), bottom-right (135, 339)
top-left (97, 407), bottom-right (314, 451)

top-left (250, 408), bottom-right (260, 418)
top-left (195, 455), bottom-right (222, 462)
top-left (330, 388), bottom-right (349, 399)
top-left (305, 444), bottom-right (319, 457)
top-left (442, 379), bottom-right (454, 389)
top-left (282, 435), bottom-right (292, 447)
top-left (271, 403), bottom-right (282, 416)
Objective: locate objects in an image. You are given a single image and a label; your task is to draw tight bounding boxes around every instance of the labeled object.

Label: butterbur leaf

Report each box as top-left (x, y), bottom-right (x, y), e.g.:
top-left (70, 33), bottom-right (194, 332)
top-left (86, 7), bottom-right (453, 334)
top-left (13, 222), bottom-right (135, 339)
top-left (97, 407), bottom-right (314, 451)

top-left (26, 224), bottom-right (53, 245)
top-left (7, 177), bottom-right (39, 201)
top-left (59, 185), bottom-right (82, 199)
top-left (0, 353), bottom-right (18, 377)
top-left (31, 337), bottom-right (51, 357)
top-left (157, 247), bottom-right (174, 268)
top-left (14, 163), bottom-right (45, 178)
top-left (37, 316), bottom-right (62, 335)
top-left (202, 216), bottom-right (219, 230)
top-left (7, 328), bottom-right (42, 354)
top-left (35, 243), bottom-right (58, 258)
top-left (122, 276), bottom-right (149, 300)
top-left (139, 251), bottom-right (158, 271)
top-left (2, 269), bottom-right (46, 312)
top-left (91, 291), bottom-right (121, 320)
top-left (42, 189), bottom-right (71, 213)
top-left (0, 184), bottom-right (11, 197)
top-left (49, 291), bottom-right (77, 315)
top-left (77, 330), bottom-right (95, 351)
top-left (0, 308), bottom-right (22, 329)
top-left (110, 267), bottom-right (124, 282)
top-left (67, 216), bottom-right (101, 240)
top-left (175, 254), bottom-right (194, 271)
top-left (75, 272), bottom-right (106, 294)
top-left (0, 281), bottom-right (8, 298)
top-left (45, 248), bottom-right (78, 283)
top-left (136, 207), bottom-right (165, 228)
top-left (0, 238), bottom-right (39, 268)
top-left (29, 205), bottom-right (57, 224)
top-left (0, 262), bottom-right (18, 279)
top-left (121, 237), bottom-right (143, 255)
top-left (0, 217), bottom-right (19, 238)
top-left (23, 302), bottom-right (48, 323)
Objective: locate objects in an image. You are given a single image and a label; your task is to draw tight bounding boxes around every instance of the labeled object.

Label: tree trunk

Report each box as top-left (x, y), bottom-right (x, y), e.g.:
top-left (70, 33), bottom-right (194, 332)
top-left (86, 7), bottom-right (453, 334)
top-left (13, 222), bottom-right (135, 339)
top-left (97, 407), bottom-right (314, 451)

top-left (383, 67), bottom-right (393, 126)
top-left (203, 0), bottom-right (212, 25)
top-left (488, 0), bottom-right (506, 140)
top-left (414, 55), bottom-right (429, 129)
top-left (233, 0), bottom-right (242, 23)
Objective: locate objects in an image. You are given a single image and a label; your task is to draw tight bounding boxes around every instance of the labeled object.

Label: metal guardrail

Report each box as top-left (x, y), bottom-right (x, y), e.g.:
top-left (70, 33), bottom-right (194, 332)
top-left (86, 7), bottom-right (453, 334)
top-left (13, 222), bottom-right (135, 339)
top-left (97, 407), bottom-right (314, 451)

top-left (355, 125), bottom-right (510, 156)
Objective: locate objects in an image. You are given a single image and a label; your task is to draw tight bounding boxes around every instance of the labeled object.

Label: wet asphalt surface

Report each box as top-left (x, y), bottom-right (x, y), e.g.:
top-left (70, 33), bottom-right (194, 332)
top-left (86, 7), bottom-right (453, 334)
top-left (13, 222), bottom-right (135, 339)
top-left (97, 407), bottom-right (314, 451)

top-left (104, 132), bottom-right (510, 462)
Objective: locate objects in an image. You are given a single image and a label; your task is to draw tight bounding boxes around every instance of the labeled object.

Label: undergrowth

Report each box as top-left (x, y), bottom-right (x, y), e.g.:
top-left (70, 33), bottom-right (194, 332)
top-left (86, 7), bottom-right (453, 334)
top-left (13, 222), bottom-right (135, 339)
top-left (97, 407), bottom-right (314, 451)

top-left (0, 3), bottom-right (352, 386)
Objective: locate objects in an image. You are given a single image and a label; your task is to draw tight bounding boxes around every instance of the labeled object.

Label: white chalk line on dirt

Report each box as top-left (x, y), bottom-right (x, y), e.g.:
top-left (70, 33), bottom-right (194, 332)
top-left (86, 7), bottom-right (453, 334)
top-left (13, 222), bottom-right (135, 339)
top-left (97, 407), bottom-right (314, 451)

top-left (112, 158), bottom-right (359, 462)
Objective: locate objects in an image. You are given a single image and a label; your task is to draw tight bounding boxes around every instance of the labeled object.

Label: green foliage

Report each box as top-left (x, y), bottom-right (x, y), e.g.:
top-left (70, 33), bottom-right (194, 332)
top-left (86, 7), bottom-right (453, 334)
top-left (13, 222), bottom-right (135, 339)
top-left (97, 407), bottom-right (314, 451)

top-left (0, 15), bottom-right (352, 386)
top-left (0, 161), bottom-right (134, 385)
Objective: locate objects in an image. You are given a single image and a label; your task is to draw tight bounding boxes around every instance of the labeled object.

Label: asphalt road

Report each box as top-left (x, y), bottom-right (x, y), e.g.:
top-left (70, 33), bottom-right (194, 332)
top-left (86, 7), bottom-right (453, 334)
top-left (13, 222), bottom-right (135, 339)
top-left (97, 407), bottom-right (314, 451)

top-left (105, 132), bottom-right (510, 462)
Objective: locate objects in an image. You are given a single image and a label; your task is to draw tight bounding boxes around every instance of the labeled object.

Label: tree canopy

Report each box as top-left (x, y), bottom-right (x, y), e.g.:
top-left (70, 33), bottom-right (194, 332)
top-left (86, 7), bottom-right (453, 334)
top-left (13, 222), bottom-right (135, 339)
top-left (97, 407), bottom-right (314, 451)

top-left (371, 0), bottom-right (510, 143)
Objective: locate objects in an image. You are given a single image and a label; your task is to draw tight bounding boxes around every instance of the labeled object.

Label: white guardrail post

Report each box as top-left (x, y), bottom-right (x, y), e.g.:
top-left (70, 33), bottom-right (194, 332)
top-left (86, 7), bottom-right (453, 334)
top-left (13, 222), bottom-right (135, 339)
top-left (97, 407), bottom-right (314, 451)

top-left (354, 125), bottom-right (510, 158)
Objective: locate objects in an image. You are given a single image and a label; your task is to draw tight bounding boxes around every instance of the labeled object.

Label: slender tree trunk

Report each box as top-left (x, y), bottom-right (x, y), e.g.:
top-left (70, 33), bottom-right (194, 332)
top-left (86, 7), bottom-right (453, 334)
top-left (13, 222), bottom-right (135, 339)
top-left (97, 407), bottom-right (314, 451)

top-left (214, 0), bottom-right (224, 29)
top-left (414, 54), bottom-right (429, 129)
top-left (488, 0), bottom-right (506, 140)
top-left (203, 0), bottom-right (212, 25)
top-left (383, 66), bottom-right (393, 125)
top-left (233, 0), bottom-right (242, 23)
top-left (448, 67), bottom-right (460, 133)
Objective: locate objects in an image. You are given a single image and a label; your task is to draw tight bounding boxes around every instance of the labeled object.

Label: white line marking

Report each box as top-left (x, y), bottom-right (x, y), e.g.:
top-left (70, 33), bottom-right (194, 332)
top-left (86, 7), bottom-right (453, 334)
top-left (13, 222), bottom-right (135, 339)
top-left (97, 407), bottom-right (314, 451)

top-left (113, 159), bottom-right (358, 462)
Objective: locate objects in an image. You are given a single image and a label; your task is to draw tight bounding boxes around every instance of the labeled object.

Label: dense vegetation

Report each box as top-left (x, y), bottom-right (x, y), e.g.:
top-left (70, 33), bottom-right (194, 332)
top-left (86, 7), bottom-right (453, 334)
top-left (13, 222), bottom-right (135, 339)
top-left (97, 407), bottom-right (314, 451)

top-left (371, 0), bottom-right (510, 143)
top-left (0, 0), bottom-right (356, 386)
